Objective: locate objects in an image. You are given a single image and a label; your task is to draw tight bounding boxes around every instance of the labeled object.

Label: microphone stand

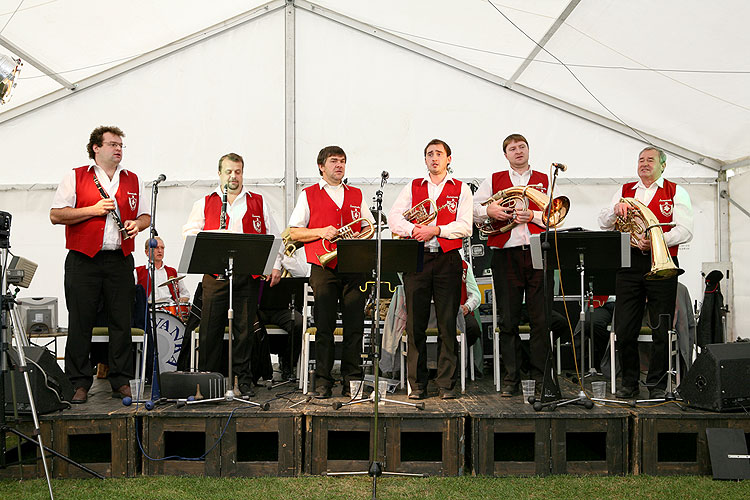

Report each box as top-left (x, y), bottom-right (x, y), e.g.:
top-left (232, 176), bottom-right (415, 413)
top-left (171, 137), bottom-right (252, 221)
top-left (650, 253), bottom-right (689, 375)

top-left (137, 177), bottom-right (166, 408)
top-left (531, 165), bottom-right (593, 411)
top-left (327, 173), bottom-right (425, 497)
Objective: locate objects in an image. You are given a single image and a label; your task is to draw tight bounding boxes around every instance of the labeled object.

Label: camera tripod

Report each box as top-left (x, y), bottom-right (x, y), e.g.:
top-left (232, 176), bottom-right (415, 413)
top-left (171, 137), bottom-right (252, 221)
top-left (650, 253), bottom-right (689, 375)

top-left (1, 247), bottom-right (104, 500)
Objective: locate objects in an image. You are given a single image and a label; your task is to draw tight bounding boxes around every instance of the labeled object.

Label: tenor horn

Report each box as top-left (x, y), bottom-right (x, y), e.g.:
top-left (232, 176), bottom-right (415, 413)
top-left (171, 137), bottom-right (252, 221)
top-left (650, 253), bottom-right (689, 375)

top-left (317, 218), bottom-right (374, 267)
top-left (614, 197), bottom-right (683, 280)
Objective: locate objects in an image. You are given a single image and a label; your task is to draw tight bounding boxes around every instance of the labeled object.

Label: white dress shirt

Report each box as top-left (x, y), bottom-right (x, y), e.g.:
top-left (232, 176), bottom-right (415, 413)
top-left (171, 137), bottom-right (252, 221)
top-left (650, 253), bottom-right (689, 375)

top-left (51, 163), bottom-right (149, 251)
top-left (388, 174), bottom-right (473, 250)
top-left (464, 264), bottom-right (481, 312)
top-left (472, 168), bottom-right (547, 249)
top-left (597, 176), bottom-right (693, 248)
top-left (182, 185), bottom-right (284, 270)
top-left (288, 179), bottom-right (375, 229)
top-left (134, 262), bottom-right (191, 302)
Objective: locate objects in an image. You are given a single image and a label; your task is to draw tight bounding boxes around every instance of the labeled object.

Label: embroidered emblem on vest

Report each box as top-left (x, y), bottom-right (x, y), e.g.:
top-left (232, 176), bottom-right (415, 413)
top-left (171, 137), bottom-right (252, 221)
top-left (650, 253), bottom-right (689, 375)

top-left (445, 197), bottom-right (458, 214)
top-left (350, 206), bottom-right (361, 220)
top-left (128, 191), bottom-right (138, 212)
top-left (252, 215), bottom-right (262, 233)
top-left (659, 199), bottom-right (673, 217)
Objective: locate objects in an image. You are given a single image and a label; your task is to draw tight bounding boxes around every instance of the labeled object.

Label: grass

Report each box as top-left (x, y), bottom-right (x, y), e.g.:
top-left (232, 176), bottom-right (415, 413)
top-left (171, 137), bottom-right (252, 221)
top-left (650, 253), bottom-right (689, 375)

top-left (1, 475), bottom-right (749, 500)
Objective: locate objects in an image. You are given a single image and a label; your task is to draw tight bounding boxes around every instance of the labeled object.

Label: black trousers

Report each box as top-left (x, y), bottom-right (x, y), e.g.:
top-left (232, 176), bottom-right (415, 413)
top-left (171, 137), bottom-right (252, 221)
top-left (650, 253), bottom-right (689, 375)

top-left (491, 246), bottom-right (553, 388)
top-left (64, 250), bottom-right (135, 391)
top-left (259, 307), bottom-right (303, 369)
top-left (403, 249), bottom-right (462, 392)
top-left (465, 311), bottom-right (481, 348)
top-left (614, 250), bottom-right (678, 391)
top-left (198, 274), bottom-right (260, 386)
top-left (308, 265), bottom-right (366, 388)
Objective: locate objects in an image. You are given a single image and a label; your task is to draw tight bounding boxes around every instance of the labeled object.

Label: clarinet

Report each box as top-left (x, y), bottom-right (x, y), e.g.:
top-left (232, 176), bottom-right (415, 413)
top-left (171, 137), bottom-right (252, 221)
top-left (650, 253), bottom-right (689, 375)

top-left (92, 173), bottom-right (131, 240)
top-left (219, 182), bottom-right (229, 230)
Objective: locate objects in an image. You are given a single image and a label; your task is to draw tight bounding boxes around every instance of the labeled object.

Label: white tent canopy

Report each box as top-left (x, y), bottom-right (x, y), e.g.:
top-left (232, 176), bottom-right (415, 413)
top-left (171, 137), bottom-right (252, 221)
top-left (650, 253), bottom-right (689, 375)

top-left (1, 1), bottom-right (748, 338)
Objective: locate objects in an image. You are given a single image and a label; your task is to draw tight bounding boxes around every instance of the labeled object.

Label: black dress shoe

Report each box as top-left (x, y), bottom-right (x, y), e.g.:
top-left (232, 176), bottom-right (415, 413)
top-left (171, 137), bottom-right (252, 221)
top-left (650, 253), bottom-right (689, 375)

top-left (615, 385), bottom-right (639, 398)
top-left (314, 386), bottom-right (332, 399)
top-left (71, 387), bottom-right (88, 404)
top-left (649, 388), bottom-right (666, 399)
top-left (112, 384), bottom-right (132, 399)
top-left (341, 385), bottom-right (351, 397)
top-left (239, 383), bottom-right (255, 397)
top-left (500, 385), bottom-right (520, 398)
top-left (439, 388), bottom-right (458, 400)
top-left (408, 390), bottom-right (425, 400)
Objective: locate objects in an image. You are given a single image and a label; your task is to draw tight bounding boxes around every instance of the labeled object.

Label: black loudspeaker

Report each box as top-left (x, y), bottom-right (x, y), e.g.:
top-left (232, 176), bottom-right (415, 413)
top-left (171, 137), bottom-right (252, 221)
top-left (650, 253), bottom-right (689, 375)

top-left (678, 342), bottom-right (750, 412)
top-left (3, 346), bottom-right (74, 414)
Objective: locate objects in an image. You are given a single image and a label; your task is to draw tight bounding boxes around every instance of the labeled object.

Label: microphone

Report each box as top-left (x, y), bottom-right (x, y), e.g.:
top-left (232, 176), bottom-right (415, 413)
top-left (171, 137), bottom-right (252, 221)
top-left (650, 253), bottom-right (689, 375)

top-left (152, 174), bottom-right (167, 185)
top-left (552, 163), bottom-right (567, 172)
top-left (381, 171), bottom-right (389, 181)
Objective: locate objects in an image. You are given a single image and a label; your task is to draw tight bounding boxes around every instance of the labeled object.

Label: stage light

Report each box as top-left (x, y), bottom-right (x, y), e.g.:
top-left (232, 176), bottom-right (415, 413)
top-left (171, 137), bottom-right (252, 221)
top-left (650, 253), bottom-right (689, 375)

top-left (0, 54), bottom-right (22, 105)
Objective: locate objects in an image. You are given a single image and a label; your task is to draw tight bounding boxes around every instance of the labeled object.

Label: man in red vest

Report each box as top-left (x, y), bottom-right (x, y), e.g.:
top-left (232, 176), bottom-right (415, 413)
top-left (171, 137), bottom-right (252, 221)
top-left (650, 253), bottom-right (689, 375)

top-left (288, 146), bottom-right (374, 399)
top-left (134, 237), bottom-right (190, 304)
top-left (472, 133), bottom-right (553, 397)
top-left (182, 153), bottom-right (283, 397)
top-left (50, 126), bottom-right (151, 403)
top-left (598, 147), bottom-right (693, 399)
top-left (389, 139), bottom-right (473, 400)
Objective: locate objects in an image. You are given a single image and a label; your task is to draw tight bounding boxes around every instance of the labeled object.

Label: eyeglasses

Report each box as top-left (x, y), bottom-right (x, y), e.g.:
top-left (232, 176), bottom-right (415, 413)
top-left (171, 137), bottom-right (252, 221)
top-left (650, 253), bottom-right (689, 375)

top-left (102, 141), bottom-right (126, 149)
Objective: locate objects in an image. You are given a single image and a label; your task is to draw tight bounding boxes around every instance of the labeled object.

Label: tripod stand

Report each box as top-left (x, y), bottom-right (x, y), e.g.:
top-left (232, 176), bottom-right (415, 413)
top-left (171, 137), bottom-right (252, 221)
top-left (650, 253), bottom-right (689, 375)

top-left (1, 246), bottom-right (104, 499)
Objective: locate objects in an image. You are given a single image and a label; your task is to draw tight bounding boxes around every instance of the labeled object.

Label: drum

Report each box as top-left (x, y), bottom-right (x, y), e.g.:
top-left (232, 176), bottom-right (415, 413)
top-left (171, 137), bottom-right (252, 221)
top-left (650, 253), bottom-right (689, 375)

top-left (156, 301), bottom-right (192, 323)
top-left (154, 311), bottom-right (186, 374)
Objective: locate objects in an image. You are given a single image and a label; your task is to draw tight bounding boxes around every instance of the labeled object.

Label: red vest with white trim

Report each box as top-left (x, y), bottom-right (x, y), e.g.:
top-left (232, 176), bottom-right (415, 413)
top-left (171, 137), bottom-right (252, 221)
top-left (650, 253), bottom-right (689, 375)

top-left (135, 264), bottom-right (178, 300)
top-left (304, 183), bottom-right (363, 269)
top-left (411, 178), bottom-right (463, 253)
top-left (622, 179), bottom-right (678, 256)
top-left (65, 166), bottom-right (139, 257)
top-left (203, 192), bottom-right (266, 234)
top-left (486, 170), bottom-right (548, 249)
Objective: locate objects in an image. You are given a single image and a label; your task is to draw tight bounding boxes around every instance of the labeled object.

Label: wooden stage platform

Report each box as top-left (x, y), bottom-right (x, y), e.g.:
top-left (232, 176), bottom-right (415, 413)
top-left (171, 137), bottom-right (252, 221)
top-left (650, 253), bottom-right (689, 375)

top-left (3, 375), bottom-right (750, 479)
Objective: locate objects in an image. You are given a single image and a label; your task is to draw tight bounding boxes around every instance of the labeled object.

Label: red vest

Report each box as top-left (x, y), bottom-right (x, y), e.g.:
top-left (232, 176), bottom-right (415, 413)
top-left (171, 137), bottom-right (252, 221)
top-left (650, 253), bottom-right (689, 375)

top-left (203, 192), bottom-right (266, 234)
top-left (622, 179), bottom-right (678, 257)
top-left (486, 170), bottom-right (548, 249)
top-left (303, 183), bottom-right (364, 269)
top-left (411, 178), bottom-right (463, 253)
top-left (135, 264), bottom-right (178, 300)
top-left (65, 166), bottom-right (139, 257)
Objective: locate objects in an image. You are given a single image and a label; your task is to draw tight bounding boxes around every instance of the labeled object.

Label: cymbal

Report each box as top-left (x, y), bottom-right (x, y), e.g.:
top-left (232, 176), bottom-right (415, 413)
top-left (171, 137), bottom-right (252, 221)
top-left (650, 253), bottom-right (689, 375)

top-left (158, 275), bottom-right (185, 288)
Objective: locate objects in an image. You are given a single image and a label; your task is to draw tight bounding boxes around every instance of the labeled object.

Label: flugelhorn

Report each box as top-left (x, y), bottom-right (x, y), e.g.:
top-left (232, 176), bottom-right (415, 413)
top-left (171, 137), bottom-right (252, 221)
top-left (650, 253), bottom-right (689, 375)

top-left (278, 227), bottom-right (302, 278)
top-left (402, 199), bottom-right (452, 225)
top-left (614, 197), bottom-right (683, 280)
top-left (475, 184), bottom-right (569, 236)
top-left (317, 218), bottom-right (374, 266)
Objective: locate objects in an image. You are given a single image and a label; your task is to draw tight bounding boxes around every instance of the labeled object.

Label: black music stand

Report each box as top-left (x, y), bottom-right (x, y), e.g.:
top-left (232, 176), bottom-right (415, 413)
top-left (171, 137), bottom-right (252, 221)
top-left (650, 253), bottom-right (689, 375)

top-left (530, 230), bottom-right (629, 410)
top-left (177, 232), bottom-right (278, 408)
top-left (258, 277), bottom-right (307, 388)
top-left (334, 238), bottom-right (422, 412)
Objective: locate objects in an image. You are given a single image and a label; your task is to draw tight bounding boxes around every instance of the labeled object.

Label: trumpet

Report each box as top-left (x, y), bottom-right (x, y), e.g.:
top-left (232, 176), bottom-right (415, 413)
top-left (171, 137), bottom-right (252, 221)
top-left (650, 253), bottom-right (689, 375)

top-left (317, 218), bottom-right (374, 267)
top-left (401, 199), bottom-right (451, 225)
top-left (475, 184), bottom-right (569, 236)
top-left (614, 197), bottom-right (683, 280)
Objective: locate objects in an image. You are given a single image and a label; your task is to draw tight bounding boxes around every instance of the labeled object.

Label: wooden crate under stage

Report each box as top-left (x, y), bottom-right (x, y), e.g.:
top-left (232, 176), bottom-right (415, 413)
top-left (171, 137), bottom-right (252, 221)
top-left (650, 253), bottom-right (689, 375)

top-left (142, 400), bottom-right (302, 477)
top-left (632, 403), bottom-right (750, 476)
top-left (0, 419), bottom-right (53, 479)
top-left (304, 398), bottom-right (465, 476)
top-left (465, 381), bottom-right (630, 477)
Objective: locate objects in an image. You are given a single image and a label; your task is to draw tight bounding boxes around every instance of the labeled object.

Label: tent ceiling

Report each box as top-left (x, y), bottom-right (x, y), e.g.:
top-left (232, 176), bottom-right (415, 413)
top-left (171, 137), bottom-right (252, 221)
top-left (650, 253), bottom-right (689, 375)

top-left (1, 0), bottom-right (748, 168)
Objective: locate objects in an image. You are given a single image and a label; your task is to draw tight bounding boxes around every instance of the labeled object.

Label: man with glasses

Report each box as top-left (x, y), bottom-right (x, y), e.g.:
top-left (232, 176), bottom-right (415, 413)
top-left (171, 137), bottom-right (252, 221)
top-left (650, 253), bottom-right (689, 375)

top-left (50, 126), bottom-right (150, 403)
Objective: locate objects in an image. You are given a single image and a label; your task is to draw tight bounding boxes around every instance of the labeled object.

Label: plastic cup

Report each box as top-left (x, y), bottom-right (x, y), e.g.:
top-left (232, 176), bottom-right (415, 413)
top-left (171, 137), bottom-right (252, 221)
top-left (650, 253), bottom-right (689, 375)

top-left (591, 381), bottom-right (607, 399)
top-left (349, 380), bottom-right (364, 399)
top-left (129, 379), bottom-right (142, 400)
top-left (521, 379), bottom-right (535, 404)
